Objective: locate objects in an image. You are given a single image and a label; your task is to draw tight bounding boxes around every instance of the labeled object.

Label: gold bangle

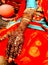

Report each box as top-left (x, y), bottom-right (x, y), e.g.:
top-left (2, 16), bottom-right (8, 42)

top-left (24, 8), bottom-right (36, 15)
top-left (23, 18), bottom-right (30, 22)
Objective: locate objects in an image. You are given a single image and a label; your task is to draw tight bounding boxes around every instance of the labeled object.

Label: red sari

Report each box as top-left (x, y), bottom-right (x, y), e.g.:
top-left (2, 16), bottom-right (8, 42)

top-left (0, 22), bottom-right (48, 65)
top-left (38, 0), bottom-right (48, 22)
top-left (0, 0), bottom-right (48, 65)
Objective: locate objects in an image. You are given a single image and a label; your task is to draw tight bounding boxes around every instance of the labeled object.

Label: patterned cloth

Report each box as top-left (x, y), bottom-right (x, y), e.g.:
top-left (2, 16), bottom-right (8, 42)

top-left (0, 1), bottom-right (48, 65)
top-left (9, 0), bottom-right (47, 31)
top-left (0, 23), bottom-right (48, 65)
top-left (15, 29), bottom-right (48, 65)
top-left (38, 0), bottom-right (48, 22)
top-left (26, 0), bottom-right (48, 31)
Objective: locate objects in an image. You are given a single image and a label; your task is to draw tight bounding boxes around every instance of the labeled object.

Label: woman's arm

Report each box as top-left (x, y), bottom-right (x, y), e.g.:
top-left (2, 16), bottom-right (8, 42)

top-left (7, 8), bottom-right (35, 63)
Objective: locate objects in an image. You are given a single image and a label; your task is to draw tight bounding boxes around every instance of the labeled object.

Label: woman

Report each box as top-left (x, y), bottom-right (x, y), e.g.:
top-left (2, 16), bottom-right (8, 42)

top-left (6, 0), bottom-right (37, 63)
top-left (0, 0), bottom-right (48, 64)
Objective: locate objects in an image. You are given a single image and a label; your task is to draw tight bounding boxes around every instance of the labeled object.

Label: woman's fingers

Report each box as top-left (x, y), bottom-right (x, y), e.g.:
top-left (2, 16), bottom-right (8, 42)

top-left (8, 57), bottom-right (14, 63)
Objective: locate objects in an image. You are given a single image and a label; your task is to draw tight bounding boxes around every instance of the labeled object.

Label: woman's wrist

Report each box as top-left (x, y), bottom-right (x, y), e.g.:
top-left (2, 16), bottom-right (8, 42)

top-left (17, 8), bottom-right (36, 32)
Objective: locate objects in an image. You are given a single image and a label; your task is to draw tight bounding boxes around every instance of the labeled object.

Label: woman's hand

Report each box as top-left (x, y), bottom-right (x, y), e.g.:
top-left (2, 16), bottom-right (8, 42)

top-left (6, 29), bottom-right (24, 63)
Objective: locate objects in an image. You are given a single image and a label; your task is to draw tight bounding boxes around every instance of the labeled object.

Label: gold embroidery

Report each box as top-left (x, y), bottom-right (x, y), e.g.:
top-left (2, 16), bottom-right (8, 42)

top-left (27, 32), bottom-right (38, 46)
top-left (43, 59), bottom-right (48, 65)
top-left (27, 38), bottom-right (32, 46)
top-left (46, 51), bottom-right (48, 57)
top-left (29, 46), bottom-right (40, 57)
top-left (47, 10), bottom-right (48, 14)
top-left (35, 40), bottom-right (42, 46)
top-left (31, 32), bottom-right (38, 39)
top-left (20, 56), bottom-right (31, 63)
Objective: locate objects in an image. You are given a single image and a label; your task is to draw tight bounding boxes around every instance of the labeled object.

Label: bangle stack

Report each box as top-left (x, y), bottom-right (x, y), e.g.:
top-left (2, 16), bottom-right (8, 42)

top-left (23, 17), bottom-right (31, 22)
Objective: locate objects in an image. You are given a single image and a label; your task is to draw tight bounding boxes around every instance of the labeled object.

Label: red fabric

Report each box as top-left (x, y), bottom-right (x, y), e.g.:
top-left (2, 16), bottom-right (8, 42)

top-left (15, 0), bottom-right (26, 20)
top-left (0, 23), bottom-right (48, 65)
top-left (5, 0), bottom-right (22, 3)
top-left (38, 0), bottom-right (48, 22)
top-left (5, 0), bottom-right (26, 20)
